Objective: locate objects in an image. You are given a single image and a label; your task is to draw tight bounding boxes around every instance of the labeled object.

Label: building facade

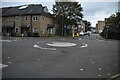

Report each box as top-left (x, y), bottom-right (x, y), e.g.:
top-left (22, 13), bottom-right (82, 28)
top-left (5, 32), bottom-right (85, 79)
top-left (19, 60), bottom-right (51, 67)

top-left (2, 4), bottom-right (55, 37)
top-left (96, 21), bottom-right (105, 33)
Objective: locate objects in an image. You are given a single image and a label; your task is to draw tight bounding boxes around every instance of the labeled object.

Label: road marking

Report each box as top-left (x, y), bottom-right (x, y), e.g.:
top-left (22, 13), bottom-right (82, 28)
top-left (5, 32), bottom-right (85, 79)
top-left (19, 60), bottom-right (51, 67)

top-left (108, 41), bottom-right (111, 42)
top-left (96, 38), bottom-right (105, 42)
top-left (0, 63), bottom-right (8, 69)
top-left (46, 42), bottom-right (76, 47)
top-left (91, 61), bottom-right (94, 64)
top-left (80, 43), bottom-right (88, 48)
top-left (108, 73), bottom-right (111, 76)
top-left (8, 62), bottom-right (12, 64)
top-left (98, 74), bottom-right (101, 77)
top-left (78, 38), bottom-right (81, 40)
top-left (80, 68), bottom-right (84, 71)
top-left (98, 68), bottom-right (102, 70)
top-left (98, 40), bottom-right (104, 42)
top-left (34, 44), bottom-right (56, 51)
top-left (14, 40), bottom-right (17, 41)
top-left (0, 40), bottom-right (12, 42)
top-left (8, 57), bottom-right (10, 59)
top-left (15, 38), bottom-right (19, 39)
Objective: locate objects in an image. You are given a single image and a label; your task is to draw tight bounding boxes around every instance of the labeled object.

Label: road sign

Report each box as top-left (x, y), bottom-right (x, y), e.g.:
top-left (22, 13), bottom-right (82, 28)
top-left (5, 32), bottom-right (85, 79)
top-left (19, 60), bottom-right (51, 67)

top-left (106, 26), bottom-right (109, 28)
top-left (64, 25), bottom-right (67, 28)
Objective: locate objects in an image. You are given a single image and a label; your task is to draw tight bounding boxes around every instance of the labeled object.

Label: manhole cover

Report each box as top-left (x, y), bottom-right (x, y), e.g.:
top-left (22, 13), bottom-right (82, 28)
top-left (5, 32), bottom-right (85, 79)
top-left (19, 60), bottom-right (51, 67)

top-left (46, 42), bottom-right (76, 47)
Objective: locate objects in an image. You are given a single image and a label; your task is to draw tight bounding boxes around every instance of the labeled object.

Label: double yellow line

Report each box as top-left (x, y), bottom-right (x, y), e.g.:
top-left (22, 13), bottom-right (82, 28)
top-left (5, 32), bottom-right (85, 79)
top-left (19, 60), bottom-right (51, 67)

top-left (108, 73), bottom-right (120, 80)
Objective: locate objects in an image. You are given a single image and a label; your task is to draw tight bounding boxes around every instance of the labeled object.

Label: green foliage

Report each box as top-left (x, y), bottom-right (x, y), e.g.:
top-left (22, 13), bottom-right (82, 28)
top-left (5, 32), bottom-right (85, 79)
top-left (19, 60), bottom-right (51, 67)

top-left (52, 0), bottom-right (83, 26)
top-left (106, 12), bottom-right (120, 25)
top-left (101, 12), bottom-right (120, 40)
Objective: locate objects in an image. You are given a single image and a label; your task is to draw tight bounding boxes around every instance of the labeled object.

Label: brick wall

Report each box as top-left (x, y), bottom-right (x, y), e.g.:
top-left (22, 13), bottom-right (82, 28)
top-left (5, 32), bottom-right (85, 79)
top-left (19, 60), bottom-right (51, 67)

top-left (2, 15), bottom-right (54, 36)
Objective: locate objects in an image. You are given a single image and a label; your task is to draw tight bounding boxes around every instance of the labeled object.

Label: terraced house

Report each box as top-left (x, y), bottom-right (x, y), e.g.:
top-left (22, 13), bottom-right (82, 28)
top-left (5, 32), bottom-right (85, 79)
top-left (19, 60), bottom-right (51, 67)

top-left (2, 4), bottom-right (55, 37)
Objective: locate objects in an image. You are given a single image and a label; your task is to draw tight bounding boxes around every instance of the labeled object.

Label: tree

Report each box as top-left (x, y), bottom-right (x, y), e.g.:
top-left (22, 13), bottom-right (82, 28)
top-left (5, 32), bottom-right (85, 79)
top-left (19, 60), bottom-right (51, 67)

top-left (52, 0), bottom-right (83, 35)
top-left (52, 1), bottom-right (83, 25)
top-left (100, 12), bottom-right (120, 39)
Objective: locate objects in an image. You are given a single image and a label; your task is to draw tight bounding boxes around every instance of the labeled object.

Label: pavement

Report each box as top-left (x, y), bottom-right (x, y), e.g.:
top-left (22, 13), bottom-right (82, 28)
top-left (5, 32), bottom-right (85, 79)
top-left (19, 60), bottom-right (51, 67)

top-left (1, 34), bottom-right (119, 79)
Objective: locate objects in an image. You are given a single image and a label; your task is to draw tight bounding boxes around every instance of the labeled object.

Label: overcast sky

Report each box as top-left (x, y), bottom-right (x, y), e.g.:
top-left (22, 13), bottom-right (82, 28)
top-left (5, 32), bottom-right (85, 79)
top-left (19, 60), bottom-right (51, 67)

top-left (1, 1), bottom-right (119, 27)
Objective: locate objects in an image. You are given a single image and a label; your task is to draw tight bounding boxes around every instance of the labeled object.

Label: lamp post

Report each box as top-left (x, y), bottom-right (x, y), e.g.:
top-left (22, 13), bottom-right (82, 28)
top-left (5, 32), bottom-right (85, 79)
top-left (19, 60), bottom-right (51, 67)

top-left (61, 9), bottom-right (64, 36)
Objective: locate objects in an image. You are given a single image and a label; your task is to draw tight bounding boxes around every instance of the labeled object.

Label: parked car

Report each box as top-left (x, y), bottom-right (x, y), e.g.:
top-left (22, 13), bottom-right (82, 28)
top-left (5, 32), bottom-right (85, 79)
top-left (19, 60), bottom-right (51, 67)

top-left (79, 31), bottom-right (84, 36)
top-left (87, 31), bottom-right (92, 34)
top-left (84, 32), bottom-right (88, 35)
top-left (87, 31), bottom-right (91, 36)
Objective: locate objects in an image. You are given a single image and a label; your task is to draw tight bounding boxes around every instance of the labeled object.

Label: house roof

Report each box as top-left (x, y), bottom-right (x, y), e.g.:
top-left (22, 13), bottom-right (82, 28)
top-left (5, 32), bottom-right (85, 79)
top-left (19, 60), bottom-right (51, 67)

top-left (2, 4), bottom-right (53, 18)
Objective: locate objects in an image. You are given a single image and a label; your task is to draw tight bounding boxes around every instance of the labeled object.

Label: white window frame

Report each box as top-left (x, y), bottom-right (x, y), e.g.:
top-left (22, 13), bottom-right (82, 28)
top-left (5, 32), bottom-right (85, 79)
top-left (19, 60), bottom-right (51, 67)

top-left (32, 16), bottom-right (38, 21)
top-left (15, 27), bottom-right (19, 33)
top-left (25, 16), bottom-right (28, 21)
top-left (33, 28), bottom-right (38, 33)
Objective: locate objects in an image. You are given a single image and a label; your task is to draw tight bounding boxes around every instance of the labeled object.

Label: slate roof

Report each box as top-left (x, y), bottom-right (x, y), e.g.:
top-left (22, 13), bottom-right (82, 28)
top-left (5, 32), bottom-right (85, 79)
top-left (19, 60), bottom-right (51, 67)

top-left (2, 4), bottom-right (53, 18)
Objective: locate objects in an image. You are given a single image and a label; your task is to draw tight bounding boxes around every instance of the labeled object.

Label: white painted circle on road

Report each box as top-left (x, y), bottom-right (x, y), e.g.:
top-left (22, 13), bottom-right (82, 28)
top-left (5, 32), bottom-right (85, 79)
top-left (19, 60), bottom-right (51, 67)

top-left (34, 44), bottom-right (56, 50)
top-left (46, 42), bottom-right (76, 47)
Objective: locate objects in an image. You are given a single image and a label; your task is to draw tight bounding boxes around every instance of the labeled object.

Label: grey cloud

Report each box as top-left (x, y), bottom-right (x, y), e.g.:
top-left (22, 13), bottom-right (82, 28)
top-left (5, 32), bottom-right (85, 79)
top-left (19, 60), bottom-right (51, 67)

top-left (81, 2), bottom-right (118, 16)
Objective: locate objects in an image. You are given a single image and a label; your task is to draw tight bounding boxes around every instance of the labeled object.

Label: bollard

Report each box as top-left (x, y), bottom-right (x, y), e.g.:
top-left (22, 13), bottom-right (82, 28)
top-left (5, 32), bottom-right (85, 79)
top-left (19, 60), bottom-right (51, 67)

top-left (72, 33), bottom-right (74, 39)
top-left (77, 33), bottom-right (79, 36)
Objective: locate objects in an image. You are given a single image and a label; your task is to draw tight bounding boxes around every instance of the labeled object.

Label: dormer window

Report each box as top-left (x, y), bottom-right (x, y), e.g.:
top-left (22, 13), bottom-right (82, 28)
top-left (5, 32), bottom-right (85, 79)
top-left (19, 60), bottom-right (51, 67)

top-left (43, 6), bottom-right (48, 13)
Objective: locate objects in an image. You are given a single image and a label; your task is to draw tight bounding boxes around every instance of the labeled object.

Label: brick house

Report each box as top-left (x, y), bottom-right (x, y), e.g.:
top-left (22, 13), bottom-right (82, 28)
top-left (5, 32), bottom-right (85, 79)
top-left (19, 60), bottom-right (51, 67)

top-left (2, 4), bottom-right (55, 37)
top-left (96, 21), bottom-right (105, 33)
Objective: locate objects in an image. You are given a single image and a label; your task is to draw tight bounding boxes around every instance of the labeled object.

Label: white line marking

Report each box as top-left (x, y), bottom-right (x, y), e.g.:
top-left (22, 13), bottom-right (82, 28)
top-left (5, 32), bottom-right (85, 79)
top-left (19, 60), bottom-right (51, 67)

top-left (14, 40), bottom-right (17, 41)
top-left (0, 40), bottom-right (12, 42)
top-left (80, 69), bottom-right (84, 71)
top-left (78, 38), bottom-right (81, 40)
top-left (34, 44), bottom-right (56, 50)
top-left (98, 68), bottom-right (102, 70)
top-left (0, 63), bottom-right (8, 69)
top-left (80, 43), bottom-right (88, 48)
top-left (96, 39), bottom-right (104, 42)
top-left (108, 73), bottom-right (111, 76)
top-left (108, 41), bottom-right (111, 42)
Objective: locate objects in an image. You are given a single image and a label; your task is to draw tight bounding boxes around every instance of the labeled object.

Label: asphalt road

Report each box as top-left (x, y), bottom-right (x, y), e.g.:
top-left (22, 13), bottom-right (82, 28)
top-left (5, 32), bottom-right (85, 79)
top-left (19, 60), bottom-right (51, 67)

top-left (1, 34), bottom-right (119, 78)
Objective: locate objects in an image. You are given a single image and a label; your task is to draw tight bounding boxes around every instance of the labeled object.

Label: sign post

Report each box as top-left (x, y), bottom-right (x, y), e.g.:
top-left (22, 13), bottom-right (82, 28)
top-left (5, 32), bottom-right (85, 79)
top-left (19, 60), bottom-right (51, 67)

top-left (64, 25), bottom-right (67, 36)
top-left (72, 28), bottom-right (75, 38)
top-left (106, 25), bottom-right (109, 39)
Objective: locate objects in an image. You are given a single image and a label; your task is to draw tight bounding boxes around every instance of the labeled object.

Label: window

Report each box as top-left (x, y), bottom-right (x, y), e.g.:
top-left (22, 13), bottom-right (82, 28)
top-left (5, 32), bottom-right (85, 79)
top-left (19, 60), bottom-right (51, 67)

top-left (15, 16), bottom-right (19, 21)
top-left (43, 17), bottom-right (45, 21)
top-left (32, 16), bottom-right (37, 21)
top-left (25, 16), bottom-right (28, 21)
top-left (33, 28), bottom-right (38, 33)
top-left (15, 27), bottom-right (19, 33)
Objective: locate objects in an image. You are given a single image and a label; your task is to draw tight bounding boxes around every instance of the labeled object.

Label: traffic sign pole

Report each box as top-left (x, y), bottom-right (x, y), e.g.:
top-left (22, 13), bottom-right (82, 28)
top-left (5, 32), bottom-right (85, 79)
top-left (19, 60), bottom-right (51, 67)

top-left (106, 25), bottom-right (109, 39)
